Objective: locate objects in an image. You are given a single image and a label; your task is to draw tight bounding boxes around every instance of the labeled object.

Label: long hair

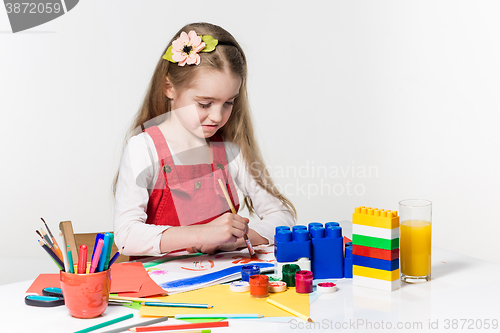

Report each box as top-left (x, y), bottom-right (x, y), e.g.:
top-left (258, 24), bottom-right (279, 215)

top-left (113, 22), bottom-right (296, 219)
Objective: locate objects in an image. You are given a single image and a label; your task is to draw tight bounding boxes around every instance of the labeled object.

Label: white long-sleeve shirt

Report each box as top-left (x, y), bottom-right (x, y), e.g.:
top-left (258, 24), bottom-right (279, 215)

top-left (113, 131), bottom-right (295, 256)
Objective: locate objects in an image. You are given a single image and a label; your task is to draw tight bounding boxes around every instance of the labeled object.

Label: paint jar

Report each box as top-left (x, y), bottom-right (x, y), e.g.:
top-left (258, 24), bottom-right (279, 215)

top-left (282, 264), bottom-right (300, 287)
top-left (60, 269), bottom-right (110, 318)
top-left (249, 275), bottom-right (269, 298)
top-left (295, 270), bottom-right (313, 294)
top-left (241, 264), bottom-right (260, 282)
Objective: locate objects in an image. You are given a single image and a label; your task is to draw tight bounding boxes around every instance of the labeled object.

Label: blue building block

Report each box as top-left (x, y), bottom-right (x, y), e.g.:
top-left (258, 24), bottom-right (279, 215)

top-left (309, 224), bottom-right (344, 279)
top-left (353, 254), bottom-right (399, 271)
top-left (274, 226), bottom-right (311, 263)
top-left (344, 242), bottom-right (353, 278)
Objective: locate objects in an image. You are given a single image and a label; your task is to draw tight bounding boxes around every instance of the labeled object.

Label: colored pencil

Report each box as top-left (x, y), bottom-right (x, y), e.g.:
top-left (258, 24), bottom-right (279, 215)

top-left (142, 302), bottom-right (213, 309)
top-left (67, 245), bottom-right (74, 273)
top-left (217, 179), bottom-right (255, 256)
top-left (175, 314), bottom-right (263, 319)
top-left (41, 217), bottom-right (63, 260)
top-left (109, 295), bottom-right (165, 302)
top-left (78, 244), bottom-right (88, 274)
top-left (108, 246), bottom-right (124, 267)
top-left (129, 321), bottom-right (228, 332)
top-left (59, 232), bottom-right (69, 272)
top-left (74, 313), bottom-right (134, 333)
top-left (90, 238), bottom-right (104, 274)
top-left (99, 317), bottom-right (168, 333)
top-left (266, 298), bottom-right (313, 322)
top-left (38, 240), bottom-right (64, 270)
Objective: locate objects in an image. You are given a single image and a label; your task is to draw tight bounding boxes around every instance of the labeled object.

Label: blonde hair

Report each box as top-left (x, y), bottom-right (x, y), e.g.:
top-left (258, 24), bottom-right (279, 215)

top-left (113, 22), bottom-right (296, 219)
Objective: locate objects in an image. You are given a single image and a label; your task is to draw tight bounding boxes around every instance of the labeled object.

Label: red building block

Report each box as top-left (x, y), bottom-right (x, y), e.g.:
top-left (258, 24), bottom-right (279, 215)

top-left (353, 245), bottom-right (399, 261)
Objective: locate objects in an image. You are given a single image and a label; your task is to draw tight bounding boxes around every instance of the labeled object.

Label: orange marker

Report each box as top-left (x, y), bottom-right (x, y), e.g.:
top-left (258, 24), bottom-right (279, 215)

top-left (77, 244), bottom-right (88, 274)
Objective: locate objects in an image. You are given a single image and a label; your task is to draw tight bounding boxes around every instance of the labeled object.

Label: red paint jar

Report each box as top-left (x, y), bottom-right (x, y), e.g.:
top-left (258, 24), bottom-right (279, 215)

top-left (295, 270), bottom-right (313, 294)
top-left (249, 275), bottom-right (269, 298)
top-left (60, 269), bottom-right (110, 318)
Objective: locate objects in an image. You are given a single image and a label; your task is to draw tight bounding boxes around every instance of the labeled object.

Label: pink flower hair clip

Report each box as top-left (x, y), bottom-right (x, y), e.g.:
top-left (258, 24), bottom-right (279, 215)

top-left (163, 30), bottom-right (218, 66)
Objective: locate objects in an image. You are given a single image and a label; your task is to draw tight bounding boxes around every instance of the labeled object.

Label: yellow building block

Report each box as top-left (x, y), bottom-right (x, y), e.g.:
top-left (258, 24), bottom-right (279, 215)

top-left (352, 206), bottom-right (399, 229)
top-left (353, 265), bottom-right (400, 281)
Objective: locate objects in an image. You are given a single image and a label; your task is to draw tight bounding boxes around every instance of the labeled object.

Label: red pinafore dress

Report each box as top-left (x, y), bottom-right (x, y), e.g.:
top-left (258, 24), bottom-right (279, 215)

top-left (139, 126), bottom-right (240, 255)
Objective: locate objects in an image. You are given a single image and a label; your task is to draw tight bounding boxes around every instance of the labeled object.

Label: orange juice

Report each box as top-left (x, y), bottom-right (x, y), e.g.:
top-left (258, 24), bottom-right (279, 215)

top-left (400, 220), bottom-right (432, 277)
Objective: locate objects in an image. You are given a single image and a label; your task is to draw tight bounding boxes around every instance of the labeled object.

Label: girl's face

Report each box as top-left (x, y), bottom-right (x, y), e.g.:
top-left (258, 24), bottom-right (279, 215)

top-left (166, 69), bottom-right (242, 139)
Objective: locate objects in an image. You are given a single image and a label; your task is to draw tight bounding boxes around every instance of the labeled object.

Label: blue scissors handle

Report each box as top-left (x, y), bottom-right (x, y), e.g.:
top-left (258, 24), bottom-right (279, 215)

top-left (25, 287), bottom-right (65, 307)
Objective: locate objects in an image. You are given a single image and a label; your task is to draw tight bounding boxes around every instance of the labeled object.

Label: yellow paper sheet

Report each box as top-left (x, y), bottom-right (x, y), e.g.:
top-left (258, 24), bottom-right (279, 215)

top-left (138, 285), bottom-right (309, 318)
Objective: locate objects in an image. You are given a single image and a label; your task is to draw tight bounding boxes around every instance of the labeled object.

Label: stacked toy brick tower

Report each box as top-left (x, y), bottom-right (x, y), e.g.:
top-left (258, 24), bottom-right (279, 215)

top-left (352, 206), bottom-right (400, 291)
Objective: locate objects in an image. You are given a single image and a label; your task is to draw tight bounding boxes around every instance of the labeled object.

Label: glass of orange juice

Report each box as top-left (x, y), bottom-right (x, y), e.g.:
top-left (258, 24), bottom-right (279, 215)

top-left (399, 199), bottom-right (432, 283)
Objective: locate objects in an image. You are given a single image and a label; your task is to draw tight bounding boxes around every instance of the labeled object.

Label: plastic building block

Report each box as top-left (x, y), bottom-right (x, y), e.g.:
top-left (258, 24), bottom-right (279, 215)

top-left (344, 242), bottom-right (353, 278)
top-left (352, 207), bottom-right (399, 229)
top-left (309, 225), bottom-right (343, 279)
top-left (353, 265), bottom-right (399, 281)
top-left (353, 224), bottom-right (399, 240)
top-left (274, 227), bottom-right (311, 263)
top-left (325, 222), bottom-right (340, 228)
top-left (353, 245), bottom-right (399, 261)
top-left (352, 234), bottom-right (399, 250)
top-left (353, 275), bottom-right (400, 291)
top-left (353, 255), bottom-right (399, 271)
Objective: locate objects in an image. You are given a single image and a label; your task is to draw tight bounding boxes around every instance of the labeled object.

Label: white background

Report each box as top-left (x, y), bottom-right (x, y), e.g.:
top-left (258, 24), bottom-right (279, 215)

top-left (1, 0), bottom-right (499, 285)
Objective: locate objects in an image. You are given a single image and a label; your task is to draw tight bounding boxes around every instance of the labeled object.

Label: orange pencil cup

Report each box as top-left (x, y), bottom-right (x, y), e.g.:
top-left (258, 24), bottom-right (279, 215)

top-left (60, 269), bottom-right (111, 318)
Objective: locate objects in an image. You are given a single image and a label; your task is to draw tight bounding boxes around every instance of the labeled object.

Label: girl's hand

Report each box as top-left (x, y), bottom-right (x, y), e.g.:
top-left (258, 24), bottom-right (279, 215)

top-left (200, 212), bottom-right (249, 246)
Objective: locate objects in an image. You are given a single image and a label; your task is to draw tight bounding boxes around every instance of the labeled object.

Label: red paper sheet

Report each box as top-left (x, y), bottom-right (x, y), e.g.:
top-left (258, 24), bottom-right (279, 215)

top-left (118, 272), bottom-right (166, 298)
top-left (26, 274), bottom-right (60, 295)
top-left (110, 262), bottom-right (149, 293)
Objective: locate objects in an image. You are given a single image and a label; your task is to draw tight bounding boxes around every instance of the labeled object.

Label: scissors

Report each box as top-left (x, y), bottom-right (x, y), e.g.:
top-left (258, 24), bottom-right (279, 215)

top-left (25, 287), bottom-right (132, 307)
top-left (25, 287), bottom-right (65, 307)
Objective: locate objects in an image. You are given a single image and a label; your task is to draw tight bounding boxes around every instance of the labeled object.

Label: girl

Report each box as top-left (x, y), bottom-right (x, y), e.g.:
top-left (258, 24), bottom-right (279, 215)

top-left (113, 22), bottom-right (296, 257)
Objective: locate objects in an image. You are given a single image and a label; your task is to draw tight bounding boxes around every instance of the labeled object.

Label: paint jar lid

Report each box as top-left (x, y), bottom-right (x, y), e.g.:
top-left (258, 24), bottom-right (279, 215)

top-left (268, 281), bottom-right (287, 293)
top-left (317, 282), bottom-right (337, 293)
top-left (229, 281), bottom-right (250, 292)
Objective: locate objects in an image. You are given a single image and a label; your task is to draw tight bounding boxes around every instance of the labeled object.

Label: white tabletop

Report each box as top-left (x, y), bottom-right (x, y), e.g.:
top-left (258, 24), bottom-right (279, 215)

top-left (3, 248), bottom-right (500, 333)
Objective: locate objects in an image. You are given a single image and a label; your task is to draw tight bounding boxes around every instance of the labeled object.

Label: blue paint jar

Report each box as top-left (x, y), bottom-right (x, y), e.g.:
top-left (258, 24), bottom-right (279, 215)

top-left (241, 264), bottom-right (260, 282)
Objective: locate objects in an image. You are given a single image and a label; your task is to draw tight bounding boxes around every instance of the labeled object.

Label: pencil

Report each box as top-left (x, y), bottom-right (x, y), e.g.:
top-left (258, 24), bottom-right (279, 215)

top-left (74, 313), bottom-right (134, 333)
top-left (67, 245), bottom-right (75, 273)
top-left (108, 246), bottom-right (124, 267)
top-left (38, 240), bottom-right (64, 270)
top-left (109, 295), bottom-right (165, 302)
top-left (99, 317), bottom-right (168, 333)
top-left (41, 217), bottom-right (63, 260)
top-left (266, 298), bottom-right (313, 322)
top-left (217, 179), bottom-right (255, 256)
top-left (142, 302), bottom-right (213, 309)
top-left (129, 321), bottom-right (229, 332)
top-left (59, 232), bottom-right (69, 272)
top-left (174, 314), bottom-right (263, 319)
